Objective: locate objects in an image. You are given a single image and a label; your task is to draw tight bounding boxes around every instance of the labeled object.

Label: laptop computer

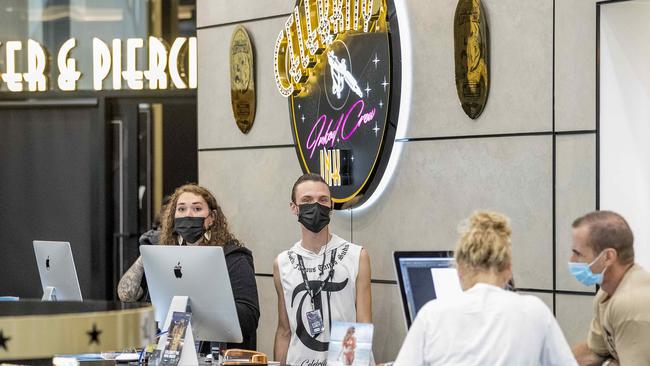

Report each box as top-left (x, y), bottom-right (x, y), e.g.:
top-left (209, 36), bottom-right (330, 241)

top-left (33, 240), bottom-right (83, 301)
top-left (140, 245), bottom-right (242, 343)
top-left (393, 251), bottom-right (462, 329)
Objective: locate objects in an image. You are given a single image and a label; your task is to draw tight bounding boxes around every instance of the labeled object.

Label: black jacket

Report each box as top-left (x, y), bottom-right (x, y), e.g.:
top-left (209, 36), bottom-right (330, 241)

top-left (221, 240), bottom-right (260, 351)
top-left (137, 231), bottom-right (260, 351)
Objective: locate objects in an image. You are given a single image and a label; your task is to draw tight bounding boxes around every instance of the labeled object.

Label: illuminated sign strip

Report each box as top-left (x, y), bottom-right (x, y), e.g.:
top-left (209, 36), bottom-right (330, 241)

top-left (0, 37), bottom-right (197, 92)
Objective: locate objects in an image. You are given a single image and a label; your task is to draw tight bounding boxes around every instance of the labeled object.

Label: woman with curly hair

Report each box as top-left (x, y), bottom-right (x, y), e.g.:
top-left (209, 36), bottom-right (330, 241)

top-left (393, 211), bottom-right (576, 366)
top-left (117, 184), bottom-right (259, 350)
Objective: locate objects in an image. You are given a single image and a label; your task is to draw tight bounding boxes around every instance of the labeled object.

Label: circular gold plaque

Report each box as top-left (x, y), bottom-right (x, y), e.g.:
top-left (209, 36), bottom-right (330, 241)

top-left (454, 0), bottom-right (489, 119)
top-left (230, 26), bottom-right (256, 134)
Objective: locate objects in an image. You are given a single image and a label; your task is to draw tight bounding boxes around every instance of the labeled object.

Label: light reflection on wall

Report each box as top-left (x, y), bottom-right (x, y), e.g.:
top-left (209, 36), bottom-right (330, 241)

top-left (352, 0), bottom-right (412, 213)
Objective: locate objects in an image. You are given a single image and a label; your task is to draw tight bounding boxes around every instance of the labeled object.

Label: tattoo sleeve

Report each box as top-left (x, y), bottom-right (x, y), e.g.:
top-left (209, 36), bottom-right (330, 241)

top-left (117, 256), bottom-right (145, 302)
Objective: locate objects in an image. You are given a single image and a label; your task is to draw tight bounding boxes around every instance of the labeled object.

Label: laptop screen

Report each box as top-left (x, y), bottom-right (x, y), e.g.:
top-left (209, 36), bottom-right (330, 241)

top-left (394, 251), bottom-right (462, 329)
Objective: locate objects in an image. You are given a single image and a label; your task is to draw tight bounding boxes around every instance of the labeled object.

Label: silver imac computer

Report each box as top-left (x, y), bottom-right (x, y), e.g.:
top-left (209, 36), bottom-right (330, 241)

top-left (33, 240), bottom-right (83, 301)
top-left (140, 245), bottom-right (242, 343)
top-left (393, 251), bottom-right (462, 329)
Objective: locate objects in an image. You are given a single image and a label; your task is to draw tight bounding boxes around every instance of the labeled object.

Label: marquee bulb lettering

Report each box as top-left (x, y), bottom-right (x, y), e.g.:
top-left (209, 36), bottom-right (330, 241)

top-left (274, 0), bottom-right (381, 97)
top-left (274, 30), bottom-right (294, 97)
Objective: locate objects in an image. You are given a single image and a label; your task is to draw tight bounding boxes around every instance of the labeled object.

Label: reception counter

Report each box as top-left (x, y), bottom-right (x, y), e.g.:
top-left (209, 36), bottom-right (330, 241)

top-left (0, 300), bottom-right (154, 363)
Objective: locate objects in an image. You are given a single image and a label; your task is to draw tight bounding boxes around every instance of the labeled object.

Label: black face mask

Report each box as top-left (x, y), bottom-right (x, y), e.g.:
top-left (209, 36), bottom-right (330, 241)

top-left (174, 216), bottom-right (206, 244)
top-left (298, 202), bottom-right (331, 233)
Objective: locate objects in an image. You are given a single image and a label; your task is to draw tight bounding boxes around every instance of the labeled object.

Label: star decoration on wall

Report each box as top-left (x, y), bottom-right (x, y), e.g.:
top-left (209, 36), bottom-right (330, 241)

top-left (87, 323), bottom-right (102, 345)
top-left (365, 82), bottom-right (372, 97)
top-left (0, 330), bottom-right (10, 351)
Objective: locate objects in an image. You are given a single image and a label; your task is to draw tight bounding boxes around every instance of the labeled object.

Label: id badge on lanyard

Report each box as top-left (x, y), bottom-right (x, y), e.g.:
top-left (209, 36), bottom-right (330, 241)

top-left (306, 308), bottom-right (324, 336)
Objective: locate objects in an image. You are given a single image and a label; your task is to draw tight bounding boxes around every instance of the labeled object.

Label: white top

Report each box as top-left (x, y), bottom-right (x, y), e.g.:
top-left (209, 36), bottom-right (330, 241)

top-left (277, 234), bottom-right (362, 366)
top-left (394, 283), bottom-right (577, 366)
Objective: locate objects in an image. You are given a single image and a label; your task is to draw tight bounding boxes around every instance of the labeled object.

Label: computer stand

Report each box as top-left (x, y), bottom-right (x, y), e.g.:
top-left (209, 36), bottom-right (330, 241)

top-left (156, 295), bottom-right (199, 366)
top-left (42, 286), bottom-right (57, 301)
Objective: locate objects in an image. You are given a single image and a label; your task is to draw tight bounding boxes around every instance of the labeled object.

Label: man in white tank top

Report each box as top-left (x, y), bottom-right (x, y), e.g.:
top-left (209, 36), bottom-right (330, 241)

top-left (273, 174), bottom-right (372, 366)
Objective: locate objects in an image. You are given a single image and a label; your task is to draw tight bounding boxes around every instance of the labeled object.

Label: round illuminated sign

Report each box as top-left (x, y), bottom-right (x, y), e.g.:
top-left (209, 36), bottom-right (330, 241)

top-left (274, 0), bottom-right (401, 209)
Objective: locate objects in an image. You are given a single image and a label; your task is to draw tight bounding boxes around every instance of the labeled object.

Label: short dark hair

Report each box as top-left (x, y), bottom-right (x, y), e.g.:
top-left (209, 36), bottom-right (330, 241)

top-left (572, 210), bottom-right (634, 264)
top-left (291, 173), bottom-right (329, 203)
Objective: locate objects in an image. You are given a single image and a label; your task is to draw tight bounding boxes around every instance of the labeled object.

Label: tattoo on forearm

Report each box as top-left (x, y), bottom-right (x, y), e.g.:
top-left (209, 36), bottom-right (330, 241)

top-left (117, 257), bottom-right (145, 302)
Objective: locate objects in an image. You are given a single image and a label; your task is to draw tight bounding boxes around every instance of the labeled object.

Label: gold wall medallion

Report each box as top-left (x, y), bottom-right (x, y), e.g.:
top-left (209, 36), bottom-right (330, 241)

top-left (454, 0), bottom-right (489, 119)
top-left (230, 25), bottom-right (256, 134)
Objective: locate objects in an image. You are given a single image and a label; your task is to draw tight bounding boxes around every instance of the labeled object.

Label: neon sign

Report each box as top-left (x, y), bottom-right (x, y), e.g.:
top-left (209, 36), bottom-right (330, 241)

top-left (306, 99), bottom-right (376, 159)
top-left (0, 37), bottom-right (197, 92)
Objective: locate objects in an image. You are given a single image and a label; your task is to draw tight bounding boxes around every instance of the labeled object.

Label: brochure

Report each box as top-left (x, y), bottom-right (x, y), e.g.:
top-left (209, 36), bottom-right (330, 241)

top-left (158, 311), bottom-right (192, 366)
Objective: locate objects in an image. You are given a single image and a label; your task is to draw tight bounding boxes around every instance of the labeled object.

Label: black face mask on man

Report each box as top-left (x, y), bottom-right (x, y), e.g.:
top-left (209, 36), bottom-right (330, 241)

top-left (297, 202), bottom-right (331, 233)
top-left (174, 216), bottom-right (206, 244)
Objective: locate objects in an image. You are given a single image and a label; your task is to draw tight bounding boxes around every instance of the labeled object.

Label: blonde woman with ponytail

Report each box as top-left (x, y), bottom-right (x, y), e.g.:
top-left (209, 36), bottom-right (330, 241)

top-left (394, 211), bottom-right (577, 366)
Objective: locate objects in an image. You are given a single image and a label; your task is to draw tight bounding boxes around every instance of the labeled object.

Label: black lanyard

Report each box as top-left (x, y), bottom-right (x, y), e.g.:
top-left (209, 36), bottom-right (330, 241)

top-left (297, 247), bottom-right (338, 307)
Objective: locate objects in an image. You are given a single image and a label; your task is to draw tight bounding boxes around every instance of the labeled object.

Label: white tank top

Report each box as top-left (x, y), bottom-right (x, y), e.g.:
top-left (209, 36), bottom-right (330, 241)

top-left (277, 234), bottom-right (362, 366)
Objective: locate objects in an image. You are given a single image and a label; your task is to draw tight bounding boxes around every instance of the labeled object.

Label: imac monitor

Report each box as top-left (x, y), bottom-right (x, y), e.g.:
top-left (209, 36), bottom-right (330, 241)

top-left (393, 251), bottom-right (462, 329)
top-left (33, 240), bottom-right (83, 301)
top-left (140, 245), bottom-right (242, 343)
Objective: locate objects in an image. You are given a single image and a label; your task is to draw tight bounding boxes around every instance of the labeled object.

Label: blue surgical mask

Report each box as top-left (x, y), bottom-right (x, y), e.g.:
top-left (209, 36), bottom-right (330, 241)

top-left (568, 251), bottom-right (606, 286)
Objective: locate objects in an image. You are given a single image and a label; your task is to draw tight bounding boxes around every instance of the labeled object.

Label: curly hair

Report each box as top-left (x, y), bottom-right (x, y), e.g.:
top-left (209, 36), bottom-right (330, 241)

top-left (455, 210), bottom-right (512, 274)
top-left (159, 184), bottom-right (241, 247)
